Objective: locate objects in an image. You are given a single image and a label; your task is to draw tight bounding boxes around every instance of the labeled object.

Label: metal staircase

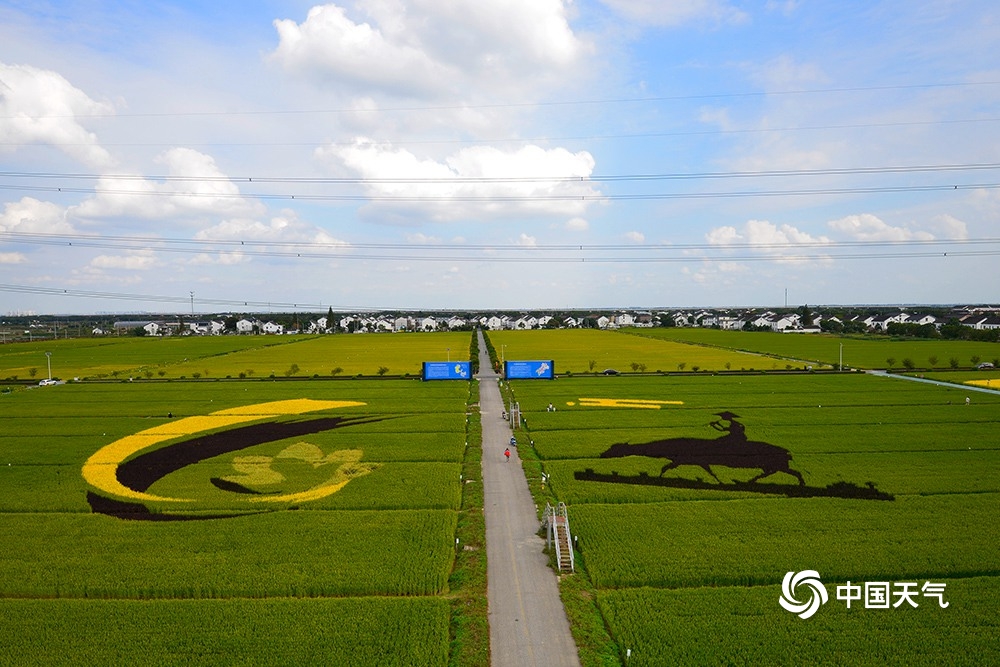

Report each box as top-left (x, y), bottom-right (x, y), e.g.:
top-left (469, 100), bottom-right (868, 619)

top-left (544, 502), bottom-right (575, 573)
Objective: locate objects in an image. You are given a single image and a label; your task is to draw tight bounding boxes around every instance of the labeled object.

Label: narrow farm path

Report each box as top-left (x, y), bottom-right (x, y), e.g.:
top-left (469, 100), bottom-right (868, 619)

top-left (866, 369), bottom-right (1000, 395)
top-left (476, 331), bottom-right (581, 667)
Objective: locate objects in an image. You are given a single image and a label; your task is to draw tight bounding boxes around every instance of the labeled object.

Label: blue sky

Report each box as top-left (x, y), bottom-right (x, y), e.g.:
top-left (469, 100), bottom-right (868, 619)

top-left (1, 1), bottom-right (998, 314)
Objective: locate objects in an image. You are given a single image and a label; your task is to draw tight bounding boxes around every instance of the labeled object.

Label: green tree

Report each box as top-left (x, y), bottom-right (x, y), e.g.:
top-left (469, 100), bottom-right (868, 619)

top-left (928, 355), bottom-right (939, 368)
top-left (29, 368), bottom-right (37, 378)
top-left (799, 304), bottom-right (813, 328)
top-left (886, 357), bottom-right (896, 368)
top-left (949, 357), bottom-right (960, 369)
top-left (588, 359), bottom-right (597, 372)
top-left (902, 358), bottom-right (915, 371)
top-left (971, 355), bottom-right (981, 366)
top-left (376, 366), bottom-right (389, 376)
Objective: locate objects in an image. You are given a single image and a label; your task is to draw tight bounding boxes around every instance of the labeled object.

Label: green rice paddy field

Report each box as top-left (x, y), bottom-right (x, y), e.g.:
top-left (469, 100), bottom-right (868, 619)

top-left (0, 331), bottom-right (473, 380)
top-left (487, 328), bottom-right (783, 373)
top-left (628, 326), bottom-right (1000, 371)
top-left (506, 371), bottom-right (1000, 665)
top-left (2, 329), bottom-right (999, 665)
top-left (0, 375), bottom-right (480, 666)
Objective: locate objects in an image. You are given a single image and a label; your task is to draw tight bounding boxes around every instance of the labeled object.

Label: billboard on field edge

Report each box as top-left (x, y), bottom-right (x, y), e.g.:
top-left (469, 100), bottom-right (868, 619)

top-left (422, 361), bottom-right (472, 381)
top-left (504, 360), bottom-right (555, 380)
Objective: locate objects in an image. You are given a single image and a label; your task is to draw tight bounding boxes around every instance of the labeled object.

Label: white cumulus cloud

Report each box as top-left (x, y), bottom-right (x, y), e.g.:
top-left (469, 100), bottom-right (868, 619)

top-left (196, 211), bottom-right (349, 248)
top-left (72, 148), bottom-right (264, 222)
top-left (89, 250), bottom-right (158, 270)
top-left (0, 197), bottom-right (75, 234)
top-left (0, 62), bottom-right (115, 168)
top-left (317, 139), bottom-right (601, 221)
top-left (828, 213), bottom-right (936, 241)
top-left (707, 219), bottom-right (832, 264)
top-left (269, 1), bottom-right (589, 100)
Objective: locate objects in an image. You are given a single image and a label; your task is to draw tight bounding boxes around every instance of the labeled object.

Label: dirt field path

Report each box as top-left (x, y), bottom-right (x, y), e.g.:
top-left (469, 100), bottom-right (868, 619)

top-left (477, 331), bottom-right (580, 666)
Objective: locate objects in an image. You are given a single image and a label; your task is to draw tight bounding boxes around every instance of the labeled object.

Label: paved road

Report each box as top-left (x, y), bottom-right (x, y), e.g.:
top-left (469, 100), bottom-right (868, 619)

top-left (477, 331), bottom-right (580, 667)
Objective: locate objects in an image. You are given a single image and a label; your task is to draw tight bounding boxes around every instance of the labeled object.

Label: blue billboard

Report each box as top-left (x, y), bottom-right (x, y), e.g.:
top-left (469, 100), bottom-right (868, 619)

top-left (422, 361), bottom-right (472, 381)
top-left (504, 360), bottom-right (555, 380)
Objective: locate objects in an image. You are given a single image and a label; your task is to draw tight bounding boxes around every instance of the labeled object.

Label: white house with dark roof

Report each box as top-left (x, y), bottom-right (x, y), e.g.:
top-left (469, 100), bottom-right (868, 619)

top-left (909, 314), bottom-right (937, 327)
top-left (867, 312), bottom-right (909, 331)
top-left (236, 318), bottom-right (256, 334)
top-left (114, 320), bottom-right (163, 336)
top-left (261, 321), bottom-right (284, 335)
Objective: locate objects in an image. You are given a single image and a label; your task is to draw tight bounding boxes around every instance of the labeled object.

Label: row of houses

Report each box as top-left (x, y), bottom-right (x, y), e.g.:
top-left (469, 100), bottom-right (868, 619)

top-left (850, 311), bottom-right (1000, 332)
top-left (110, 307), bottom-right (1000, 337)
top-left (669, 308), bottom-right (1000, 332)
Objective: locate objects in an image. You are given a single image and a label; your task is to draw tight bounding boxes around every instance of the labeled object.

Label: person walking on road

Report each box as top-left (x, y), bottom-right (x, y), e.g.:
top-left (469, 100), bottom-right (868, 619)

top-left (504, 447), bottom-right (511, 462)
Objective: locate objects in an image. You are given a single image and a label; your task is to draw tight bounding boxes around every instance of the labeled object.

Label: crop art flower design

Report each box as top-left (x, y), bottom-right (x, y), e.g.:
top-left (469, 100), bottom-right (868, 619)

top-left (82, 399), bottom-right (386, 520)
top-left (211, 443), bottom-right (380, 503)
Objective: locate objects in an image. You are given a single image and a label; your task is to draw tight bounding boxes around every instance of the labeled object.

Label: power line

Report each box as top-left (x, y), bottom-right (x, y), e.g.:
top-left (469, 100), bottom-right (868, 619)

top-left (6, 80), bottom-right (999, 120)
top-left (0, 284), bottom-right (363, 311)
top-left (4, 116), bottom-right (999, 149)
top-left (1, 181), bottom-right (997, 202)
top-left (2, 232), bottom-right (998, 263)
top-left (2, 230), bottom-right (998, 252)
top-left (4, 161), bottom-right (1000, 184)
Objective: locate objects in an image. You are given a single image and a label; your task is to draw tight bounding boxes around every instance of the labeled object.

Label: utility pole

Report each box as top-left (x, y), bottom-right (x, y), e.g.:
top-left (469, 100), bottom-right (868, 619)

top-left (190, 291), bottom-right (195, 316)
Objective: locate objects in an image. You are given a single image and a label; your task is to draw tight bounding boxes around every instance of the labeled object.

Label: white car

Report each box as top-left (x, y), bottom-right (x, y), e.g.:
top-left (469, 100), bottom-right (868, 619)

top-left (977, 362), bottom-right (995, 370)
top-left (38, 379), bottom-right (58, 386)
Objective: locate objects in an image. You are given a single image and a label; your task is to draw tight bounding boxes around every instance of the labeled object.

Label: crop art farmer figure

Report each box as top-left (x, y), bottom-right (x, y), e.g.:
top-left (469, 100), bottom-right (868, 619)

top-left (709, 411), bottom-right (748, 445)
